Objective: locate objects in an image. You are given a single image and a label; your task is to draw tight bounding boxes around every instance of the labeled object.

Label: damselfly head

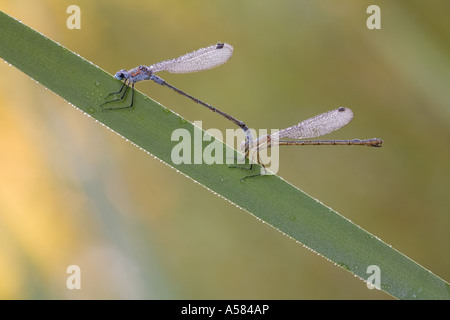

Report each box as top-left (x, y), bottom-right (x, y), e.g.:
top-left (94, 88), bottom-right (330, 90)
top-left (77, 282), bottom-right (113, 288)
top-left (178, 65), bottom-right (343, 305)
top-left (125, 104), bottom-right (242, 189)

top-left (114, 69), bottom-right (128, 80)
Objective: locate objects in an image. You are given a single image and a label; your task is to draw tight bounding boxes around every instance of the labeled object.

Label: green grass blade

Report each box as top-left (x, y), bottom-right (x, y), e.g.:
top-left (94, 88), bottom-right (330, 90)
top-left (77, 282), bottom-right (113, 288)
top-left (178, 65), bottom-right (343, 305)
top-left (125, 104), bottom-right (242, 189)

top-left (1, 11), bottom-right (448, 299)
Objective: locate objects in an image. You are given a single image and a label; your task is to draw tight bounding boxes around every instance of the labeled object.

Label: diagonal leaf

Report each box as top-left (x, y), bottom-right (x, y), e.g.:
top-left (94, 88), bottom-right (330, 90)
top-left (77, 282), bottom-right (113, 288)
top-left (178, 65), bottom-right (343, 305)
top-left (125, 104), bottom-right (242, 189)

top-left (0, 11), bottom-right (448, 299)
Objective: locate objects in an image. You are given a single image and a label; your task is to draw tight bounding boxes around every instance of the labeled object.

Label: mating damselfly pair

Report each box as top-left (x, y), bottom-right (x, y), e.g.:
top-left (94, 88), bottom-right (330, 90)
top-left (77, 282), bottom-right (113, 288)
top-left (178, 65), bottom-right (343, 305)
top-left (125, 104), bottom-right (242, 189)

top-left (101, 42), bottom-right (382, 175)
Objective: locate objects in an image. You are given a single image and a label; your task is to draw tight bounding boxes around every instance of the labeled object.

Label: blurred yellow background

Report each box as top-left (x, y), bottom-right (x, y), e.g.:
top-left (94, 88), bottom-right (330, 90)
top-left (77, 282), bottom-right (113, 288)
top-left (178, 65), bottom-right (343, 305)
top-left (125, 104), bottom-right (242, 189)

top-left (0, 0), bottom-right (449, 299)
